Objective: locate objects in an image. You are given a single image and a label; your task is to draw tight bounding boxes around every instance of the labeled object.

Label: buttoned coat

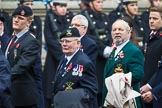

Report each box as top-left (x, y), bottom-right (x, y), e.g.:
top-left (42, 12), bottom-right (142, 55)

top-left (142, 27), bottom-right (162, 85)
top-left (43, 9), bottom-right (74, 101)
top-left (103, 41), bottom-right (144, 108)
top-left (5, 31), bottom-right (40, 106)
top-left (53, 50), bottom-right (98, 108)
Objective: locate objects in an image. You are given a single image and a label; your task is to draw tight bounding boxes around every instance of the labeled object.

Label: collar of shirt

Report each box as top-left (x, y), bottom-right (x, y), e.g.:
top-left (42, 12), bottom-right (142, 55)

top-left (150, 31), bottom-right (157, 35)
top-left (115, 40), bottom-right (129, 57)
top-left (13, 29), bottom-right (29, 39)
top-left (65, 49), bottom-right (80, 65)
top-left (0, 31), bottom-right (4, 36)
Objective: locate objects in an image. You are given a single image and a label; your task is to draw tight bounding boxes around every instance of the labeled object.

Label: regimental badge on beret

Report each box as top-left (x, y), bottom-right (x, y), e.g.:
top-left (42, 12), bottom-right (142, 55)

top-left (66, 30), bottom-right (72, 36)
top-left (20, 10), bottom-right (25, 16)
top-left (12, 5), bottom-right (33, 17)
top-left (60, 28), bottom-right (80, 39)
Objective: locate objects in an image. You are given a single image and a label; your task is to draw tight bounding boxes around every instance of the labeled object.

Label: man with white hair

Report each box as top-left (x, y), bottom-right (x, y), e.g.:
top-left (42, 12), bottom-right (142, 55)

top-left (70, 14), bottom-right (98, 65)
top-left (102, 19), bottom-right (144, 108)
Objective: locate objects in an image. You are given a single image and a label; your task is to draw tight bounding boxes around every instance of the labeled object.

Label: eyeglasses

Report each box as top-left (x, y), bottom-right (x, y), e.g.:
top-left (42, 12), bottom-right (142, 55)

top-left (70, 24), bottom-right (85, 27)
top-left (60, 39), bottom-right (78, 44)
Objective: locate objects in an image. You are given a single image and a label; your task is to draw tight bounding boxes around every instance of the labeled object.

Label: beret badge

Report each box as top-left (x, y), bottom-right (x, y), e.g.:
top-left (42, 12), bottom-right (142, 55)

top-left (20, 10), bottom-right (25, 16)
top-left (66, 30), bottom-right (72, 36)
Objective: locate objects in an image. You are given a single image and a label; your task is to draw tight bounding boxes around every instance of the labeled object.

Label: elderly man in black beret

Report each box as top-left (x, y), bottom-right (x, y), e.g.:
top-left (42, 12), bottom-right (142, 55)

top-left (4, 5), bottom-right (41, 108)
top-left (52, 27), bottom-right (98, 108)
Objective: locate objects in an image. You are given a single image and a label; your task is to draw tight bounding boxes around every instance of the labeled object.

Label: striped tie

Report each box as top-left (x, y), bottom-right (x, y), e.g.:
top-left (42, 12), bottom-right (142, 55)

top-left (9, 35), bottom-right (17, 48)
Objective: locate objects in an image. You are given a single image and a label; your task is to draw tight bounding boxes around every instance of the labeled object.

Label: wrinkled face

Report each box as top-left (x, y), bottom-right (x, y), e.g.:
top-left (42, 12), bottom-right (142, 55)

top-left (149, 11), bottom-right (162, 30)
top-left (111, 20), bottom-right (131, 46)
top-left (90, 0), bottom-right (103, 12)
top-left (153, 0), bottom-right (162, 8)
top-left (12, 15), bottom-right (31, 34)
top-left (60, 37), bottom-right (81, 56)
top-left (54, 5), bottom-right (67, 16)
top-left (126, 3), bottom-right (138, 16)
top-left (22, 2), bottom-right (33, 9)
top-left (70, 19), bottom-right (87, 36)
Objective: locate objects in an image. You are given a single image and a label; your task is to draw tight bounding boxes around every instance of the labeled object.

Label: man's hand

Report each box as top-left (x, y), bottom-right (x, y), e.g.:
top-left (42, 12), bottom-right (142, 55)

top-left (141, 91), bottom-right (154, 103)
top-left (140, 85), bottom-right (150, 94)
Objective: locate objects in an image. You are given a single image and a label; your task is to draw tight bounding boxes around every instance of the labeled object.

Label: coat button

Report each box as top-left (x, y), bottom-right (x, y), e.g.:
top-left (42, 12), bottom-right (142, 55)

top-left (51, 81), bottom-right (55, 84)
top-left (52, 93), bottom-right (55, 96)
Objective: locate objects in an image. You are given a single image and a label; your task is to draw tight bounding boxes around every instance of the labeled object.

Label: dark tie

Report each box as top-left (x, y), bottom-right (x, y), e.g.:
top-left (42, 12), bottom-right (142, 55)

top-left (110, 47), bottom-right (117, 58)
top-left (150, 32), bottom-right (156, 39)
top-left (9, 35), bottom-right (17, 48)
top-left (60, 57), bottom-right (68, 71)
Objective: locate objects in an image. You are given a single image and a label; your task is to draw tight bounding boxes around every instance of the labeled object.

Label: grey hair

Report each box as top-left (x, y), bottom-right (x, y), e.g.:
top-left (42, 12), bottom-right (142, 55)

top-left (113, 19), bottom-right (131, 31)
top-left (72, 14), bottom-right (88, 27)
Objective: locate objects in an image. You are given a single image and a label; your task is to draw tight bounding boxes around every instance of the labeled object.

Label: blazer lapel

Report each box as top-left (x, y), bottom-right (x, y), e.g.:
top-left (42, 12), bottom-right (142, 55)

top-left (105, 42), bottom-right (131, 77)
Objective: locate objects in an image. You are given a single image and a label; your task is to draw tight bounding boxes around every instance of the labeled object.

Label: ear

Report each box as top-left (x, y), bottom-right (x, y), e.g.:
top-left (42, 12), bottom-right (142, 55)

top-left (89, 1), bottom-right (93, 8)
top-left (77, 40), bottom-right (81, 47)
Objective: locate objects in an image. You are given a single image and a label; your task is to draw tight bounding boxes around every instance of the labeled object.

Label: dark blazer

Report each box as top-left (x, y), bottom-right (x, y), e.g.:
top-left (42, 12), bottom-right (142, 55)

top-left (147, 57), bottom-right (162, 108)
top-left (0, 33), bottom-right (9, 52)
top-left (103, 41), bottom-right (144, 108)
top-left (81, 35), bottom-right (98, 65)
top-left (53, 50), bottom-right (98, 108)
top-left (43, 9), bottom-right (73, 100)
top-left (0, 48), bottom-right (12, 108)
top-left (5, 31), bottom-right (40, 106)
top-left (142, 27), bottom-right (162, 85)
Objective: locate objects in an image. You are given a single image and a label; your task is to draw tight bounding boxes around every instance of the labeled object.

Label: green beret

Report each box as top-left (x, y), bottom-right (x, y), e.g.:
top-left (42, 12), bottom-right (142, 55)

top-left (60, 28), bottom-right (80, 39)
top-left (12, 5), bottom-right (33, 17)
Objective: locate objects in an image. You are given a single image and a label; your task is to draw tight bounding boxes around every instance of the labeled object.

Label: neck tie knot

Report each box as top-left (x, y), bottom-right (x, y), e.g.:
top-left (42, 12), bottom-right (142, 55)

top-left (150, 32), bottom-right (156, 39)
top-left (9, 35), bottom-right (17, 48)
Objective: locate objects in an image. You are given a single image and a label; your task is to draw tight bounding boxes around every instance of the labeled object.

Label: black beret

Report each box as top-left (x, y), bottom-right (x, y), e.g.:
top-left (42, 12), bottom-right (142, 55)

top-left (123, 0), bottom-right (138, 5)
top-left (81, 0), bottom-right (90, 5)
top-left (19, 0), bottom-right (33, 4)
top-left (12, 5), bottom-right (33, 17)
top-left (0, 16), bottom-right (5, 22)
top-left (60, 28), bottom-right (80, 39)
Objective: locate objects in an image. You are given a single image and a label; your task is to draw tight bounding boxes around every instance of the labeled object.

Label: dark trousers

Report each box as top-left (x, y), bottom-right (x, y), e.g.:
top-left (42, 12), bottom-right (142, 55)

top-left (44, 98), bottom-right (53, 108)
top-left (0, 92), bottom-right (13, 108)
top-left (15, 104), bottom-right (37, 108)
top-left (142, 101), bottom-right (153, 108)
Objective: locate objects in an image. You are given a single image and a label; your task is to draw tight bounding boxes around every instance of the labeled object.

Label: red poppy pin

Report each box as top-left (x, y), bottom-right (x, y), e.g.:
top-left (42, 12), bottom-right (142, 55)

top-left (119, 51), bottom-right (124, 58)
top-left (158, 31), bottom-right (162, 36)
top-left (67, 63), bottom-right (73, 71)
top-left (16, 43), bottom-right (20, 48)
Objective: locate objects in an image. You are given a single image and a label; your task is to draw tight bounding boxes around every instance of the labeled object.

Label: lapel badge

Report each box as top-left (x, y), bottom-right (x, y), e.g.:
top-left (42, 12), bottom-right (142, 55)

top-left (66, 63), bottom-right (73, 71)
top-left (119, 51), bottom-right (124, 58)
top-left (16, 43), bottom-right (20, 49)
top-left (72, 64), bottom-right (79, 76)
top-left (158, 31), bottom-right (162, 36)
top-left (65, 82), bottom-right (74, 90)
top-left (114, 63), bottom-right (124, 73)
top-left (62, 63), bottom-right (72, 77)
top-left (14, 49), bottom-right (17, 59)
top-left (78, 65), bottom-right (83, 77)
